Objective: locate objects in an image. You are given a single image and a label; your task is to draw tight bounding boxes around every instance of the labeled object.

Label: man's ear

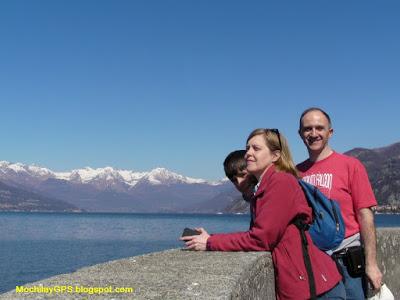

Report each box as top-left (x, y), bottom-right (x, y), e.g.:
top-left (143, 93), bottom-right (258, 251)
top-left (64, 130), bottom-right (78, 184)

top-left (328, 128), bottom-right (334, 138)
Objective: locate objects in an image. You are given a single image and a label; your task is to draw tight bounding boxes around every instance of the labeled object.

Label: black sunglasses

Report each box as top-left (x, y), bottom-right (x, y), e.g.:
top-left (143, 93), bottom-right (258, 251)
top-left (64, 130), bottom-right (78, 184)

top-left (266, 128), bottom-right (282, 150)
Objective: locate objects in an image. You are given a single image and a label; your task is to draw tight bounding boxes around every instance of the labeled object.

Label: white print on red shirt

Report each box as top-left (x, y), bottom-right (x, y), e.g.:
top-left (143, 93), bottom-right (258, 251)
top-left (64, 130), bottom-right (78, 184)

top-left (302, 173), bottom-right (333, 198)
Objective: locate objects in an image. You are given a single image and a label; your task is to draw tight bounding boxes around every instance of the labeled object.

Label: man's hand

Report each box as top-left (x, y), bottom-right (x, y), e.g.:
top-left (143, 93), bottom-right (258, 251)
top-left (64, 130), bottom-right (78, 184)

top-left (358, 208), bottom-right (383, 290)
top-left (366, 263), bottom-right (383, 290)
top-left (180, 228), bottom-right (210, 251)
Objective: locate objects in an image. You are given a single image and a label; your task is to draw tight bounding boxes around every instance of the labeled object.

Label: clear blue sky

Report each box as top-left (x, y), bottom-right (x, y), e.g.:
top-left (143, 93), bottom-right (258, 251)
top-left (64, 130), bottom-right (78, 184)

top-left (1, 1), bottom-right (399, 180)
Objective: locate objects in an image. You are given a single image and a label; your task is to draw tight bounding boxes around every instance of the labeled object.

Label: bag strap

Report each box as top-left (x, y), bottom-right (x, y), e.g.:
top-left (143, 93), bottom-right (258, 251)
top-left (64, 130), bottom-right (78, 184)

top-left (294, 217), bottom-right (317, 300)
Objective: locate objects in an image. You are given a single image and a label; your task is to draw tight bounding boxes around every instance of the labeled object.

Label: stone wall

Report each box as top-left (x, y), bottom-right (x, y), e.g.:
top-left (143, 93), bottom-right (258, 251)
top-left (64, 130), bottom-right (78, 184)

top-left (1, 228), bottom-right (399, 299)
top-left (375, 228), bottom-right (400, 297)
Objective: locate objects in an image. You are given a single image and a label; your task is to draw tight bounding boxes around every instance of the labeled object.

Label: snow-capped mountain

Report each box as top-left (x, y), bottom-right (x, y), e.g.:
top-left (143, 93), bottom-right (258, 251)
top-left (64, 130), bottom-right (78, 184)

top-left (0, 161), bottom-right (54, 178)
top-left (138, 167), bottom-right (207, 185)
top-left (55, 166), bottom-right (145, 186)
top-left (0, 161), bottom-right (230, 213)
top-left (0, 161), bottom-right (219, 188)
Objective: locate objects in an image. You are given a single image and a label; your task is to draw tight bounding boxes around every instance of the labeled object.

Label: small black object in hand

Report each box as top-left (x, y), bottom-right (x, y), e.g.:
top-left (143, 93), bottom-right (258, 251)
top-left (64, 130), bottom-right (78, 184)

top-left (181, 227), bottom-right (201, 237)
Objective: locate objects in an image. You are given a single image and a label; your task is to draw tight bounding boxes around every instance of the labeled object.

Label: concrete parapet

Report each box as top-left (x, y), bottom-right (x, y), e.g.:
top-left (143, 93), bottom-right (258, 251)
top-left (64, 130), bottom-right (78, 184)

top-left (1, 228), bottom-right (399, 299)
top-left (0, 250), bottom-right (274, 300)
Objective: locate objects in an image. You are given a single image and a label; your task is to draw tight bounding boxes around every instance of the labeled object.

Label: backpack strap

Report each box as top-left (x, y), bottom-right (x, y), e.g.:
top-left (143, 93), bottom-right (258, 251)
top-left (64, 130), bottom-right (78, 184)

top-left (293, 217), bottom-right (317, 300)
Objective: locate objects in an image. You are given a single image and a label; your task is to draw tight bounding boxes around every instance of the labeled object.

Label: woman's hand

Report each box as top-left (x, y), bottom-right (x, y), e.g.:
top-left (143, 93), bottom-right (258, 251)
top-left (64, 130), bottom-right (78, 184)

top-left (180, 227), bottom-right (210, 251)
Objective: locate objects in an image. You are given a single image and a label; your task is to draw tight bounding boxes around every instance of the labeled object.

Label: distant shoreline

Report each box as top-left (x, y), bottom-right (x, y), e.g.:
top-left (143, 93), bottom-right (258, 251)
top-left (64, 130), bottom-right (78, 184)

top-left (0, 210), bottom-right (252, 215)
top-left (1, 209), bottom-right (399, 215)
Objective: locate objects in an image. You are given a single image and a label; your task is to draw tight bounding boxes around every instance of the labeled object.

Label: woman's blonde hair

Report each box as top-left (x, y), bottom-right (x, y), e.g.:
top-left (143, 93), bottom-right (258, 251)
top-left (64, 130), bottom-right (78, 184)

top-left (246, 128), bottom-right (299, 178)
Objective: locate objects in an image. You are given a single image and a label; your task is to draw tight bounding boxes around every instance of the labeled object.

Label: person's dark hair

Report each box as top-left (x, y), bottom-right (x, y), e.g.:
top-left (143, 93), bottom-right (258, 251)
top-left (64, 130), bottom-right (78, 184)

top-left (223, 150), bottom-right (247, 181)
top-left (299, 107), bottom-right (332, 130)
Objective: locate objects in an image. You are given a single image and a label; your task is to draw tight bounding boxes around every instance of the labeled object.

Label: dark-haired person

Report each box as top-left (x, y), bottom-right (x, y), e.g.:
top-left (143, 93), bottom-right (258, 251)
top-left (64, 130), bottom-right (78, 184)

top-left (181, 129), bottom-right (344, 300)
top-left (223, 150), bottom-right (257, 201)
top-left (223, 150), bottom-right (258, 226)
top-left (297, 107), bottom-right (382, 299)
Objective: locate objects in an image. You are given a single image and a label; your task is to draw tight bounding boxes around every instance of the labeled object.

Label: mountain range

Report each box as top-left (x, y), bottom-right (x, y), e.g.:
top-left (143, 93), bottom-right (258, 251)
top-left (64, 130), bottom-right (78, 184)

top-left (0, 163), bottom-right (230, 213)
top-left (1, 142), bottom-right (399, 213)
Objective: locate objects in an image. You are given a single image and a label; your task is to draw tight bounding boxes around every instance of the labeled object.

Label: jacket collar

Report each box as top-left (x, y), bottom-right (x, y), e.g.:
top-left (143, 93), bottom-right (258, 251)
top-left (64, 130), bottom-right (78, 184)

top-left (254, 164), bottom-right (276, 198)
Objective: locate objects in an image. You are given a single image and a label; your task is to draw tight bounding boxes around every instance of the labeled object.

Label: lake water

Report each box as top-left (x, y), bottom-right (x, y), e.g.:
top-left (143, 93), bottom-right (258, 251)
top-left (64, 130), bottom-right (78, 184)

top-left (1, 212), bottom-right (399, 294)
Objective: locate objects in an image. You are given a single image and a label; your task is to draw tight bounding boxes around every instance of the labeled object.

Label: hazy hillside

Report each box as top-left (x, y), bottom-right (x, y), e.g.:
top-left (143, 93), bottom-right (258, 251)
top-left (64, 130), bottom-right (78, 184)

top-left (0, 180), bottom-right (82, 212)
top-left (345, 142), bottom-right (400, 211)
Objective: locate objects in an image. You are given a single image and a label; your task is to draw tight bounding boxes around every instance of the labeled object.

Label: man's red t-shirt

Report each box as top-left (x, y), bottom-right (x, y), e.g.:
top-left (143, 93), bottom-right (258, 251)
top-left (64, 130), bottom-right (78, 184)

top-left (297, 152), bottom-right (377, 237)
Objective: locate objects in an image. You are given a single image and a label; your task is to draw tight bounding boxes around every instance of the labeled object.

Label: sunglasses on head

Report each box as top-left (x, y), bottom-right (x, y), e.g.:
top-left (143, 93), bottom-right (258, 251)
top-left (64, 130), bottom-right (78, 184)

top-left (265, 128), bottom-right (282, 150)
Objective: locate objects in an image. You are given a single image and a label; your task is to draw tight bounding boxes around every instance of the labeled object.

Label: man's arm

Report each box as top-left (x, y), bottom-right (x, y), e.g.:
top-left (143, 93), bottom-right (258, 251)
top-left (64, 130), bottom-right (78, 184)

top-left (358, 207), bottom-right (383, 289)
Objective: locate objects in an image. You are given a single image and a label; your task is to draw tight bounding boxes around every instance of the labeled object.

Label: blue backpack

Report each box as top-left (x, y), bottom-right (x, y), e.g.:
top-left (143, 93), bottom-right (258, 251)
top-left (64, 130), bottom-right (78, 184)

top-left (294, 180), bottom-right (346, 299)
top-left (298, 180), bottom-right (345, 251)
